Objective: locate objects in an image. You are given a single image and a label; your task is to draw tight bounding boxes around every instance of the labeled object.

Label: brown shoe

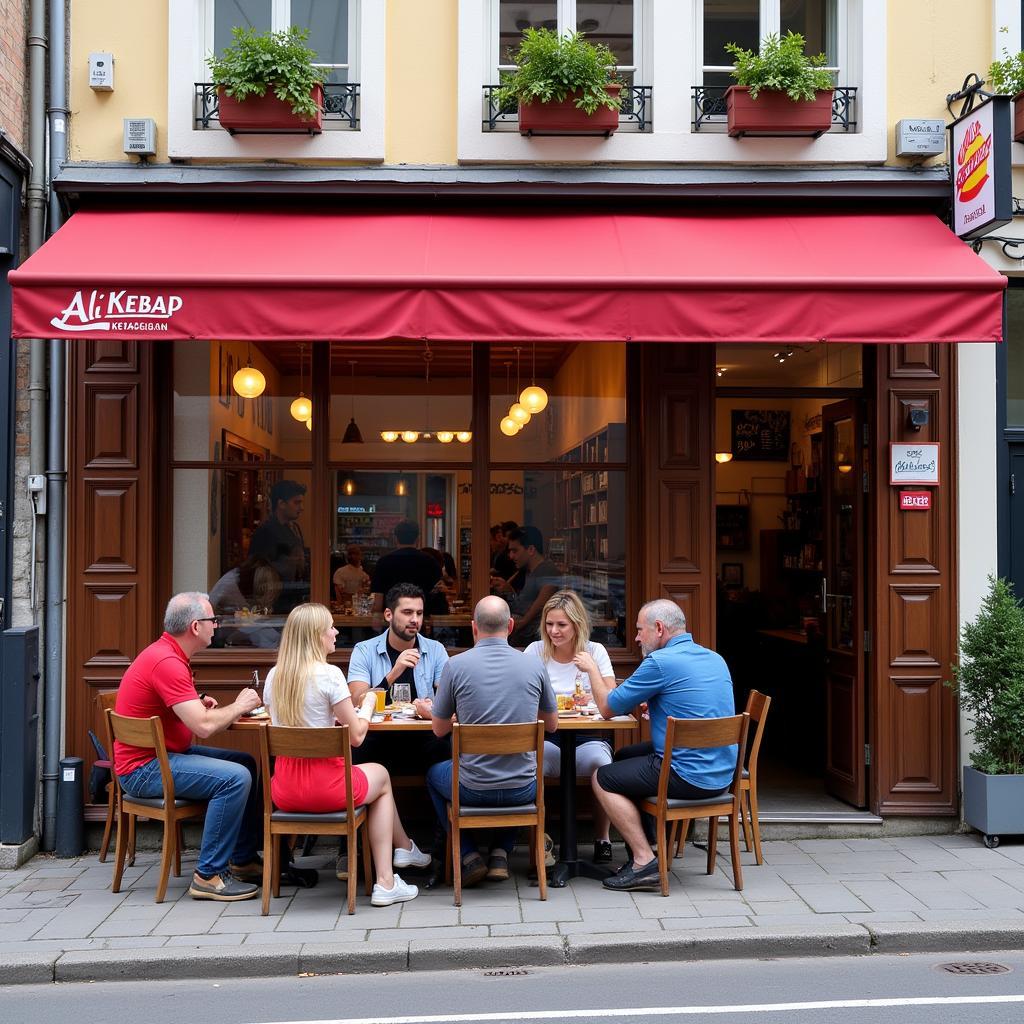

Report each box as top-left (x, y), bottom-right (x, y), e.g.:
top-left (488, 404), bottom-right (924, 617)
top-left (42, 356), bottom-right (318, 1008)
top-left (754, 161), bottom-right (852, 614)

top-left (486, 849), bottom-right (510, 881)
top-left (228, 859), bottom-right (263, 883)
top-left (461, 852), bottom-right (488, 887)
top-left (188, 871), bottom-right (258, 901)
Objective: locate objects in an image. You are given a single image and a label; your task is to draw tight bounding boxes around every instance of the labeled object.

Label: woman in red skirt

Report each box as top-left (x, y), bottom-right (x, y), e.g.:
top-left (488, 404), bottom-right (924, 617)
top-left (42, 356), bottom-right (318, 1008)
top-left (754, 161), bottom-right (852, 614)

top-left (264, 603), bottom-right (429, 906)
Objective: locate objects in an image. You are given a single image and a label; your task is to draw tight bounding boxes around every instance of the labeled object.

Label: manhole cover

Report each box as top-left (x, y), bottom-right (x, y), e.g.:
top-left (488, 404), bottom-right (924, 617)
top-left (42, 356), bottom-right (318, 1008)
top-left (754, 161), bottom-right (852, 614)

top-left (938, 962), bottom-right (1012, 976)
top-left (483, 969), bottom-right (531, 977)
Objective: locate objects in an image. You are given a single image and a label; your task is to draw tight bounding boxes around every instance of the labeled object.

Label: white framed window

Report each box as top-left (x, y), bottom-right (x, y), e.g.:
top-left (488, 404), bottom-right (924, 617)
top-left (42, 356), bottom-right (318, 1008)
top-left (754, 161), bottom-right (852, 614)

top-left (490, 1), bottom-right (647, 87)
top-left (699, 0), bottom-right (846, 88)
top-left (168, 0), bottom-right (384, 161)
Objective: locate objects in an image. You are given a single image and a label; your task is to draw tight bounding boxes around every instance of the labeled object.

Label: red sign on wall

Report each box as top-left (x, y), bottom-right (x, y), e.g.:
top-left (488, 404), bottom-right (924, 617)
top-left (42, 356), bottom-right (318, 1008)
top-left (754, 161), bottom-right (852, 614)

top-left (899, 490), bottom-right (932, 511)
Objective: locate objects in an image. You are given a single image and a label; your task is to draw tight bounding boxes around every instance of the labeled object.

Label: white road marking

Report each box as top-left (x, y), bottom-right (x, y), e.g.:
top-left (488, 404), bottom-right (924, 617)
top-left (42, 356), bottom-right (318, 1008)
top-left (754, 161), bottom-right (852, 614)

top-left (253, 992), bottom-right (1024, 1024)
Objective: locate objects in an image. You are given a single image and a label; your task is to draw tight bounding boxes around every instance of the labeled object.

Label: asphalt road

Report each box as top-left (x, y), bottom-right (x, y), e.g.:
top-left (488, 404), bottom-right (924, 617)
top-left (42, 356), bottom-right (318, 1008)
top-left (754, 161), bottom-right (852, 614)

top-left (3, 951), bottom-right (1024, 1024)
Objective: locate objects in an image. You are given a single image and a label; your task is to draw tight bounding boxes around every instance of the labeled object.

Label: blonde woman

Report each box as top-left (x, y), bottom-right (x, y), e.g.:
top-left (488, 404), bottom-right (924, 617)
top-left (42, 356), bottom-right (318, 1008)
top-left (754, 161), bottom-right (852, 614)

top-left (263, 603), bottom-right (430, 906)
top-left (524, 590), bottom-right (616, 862)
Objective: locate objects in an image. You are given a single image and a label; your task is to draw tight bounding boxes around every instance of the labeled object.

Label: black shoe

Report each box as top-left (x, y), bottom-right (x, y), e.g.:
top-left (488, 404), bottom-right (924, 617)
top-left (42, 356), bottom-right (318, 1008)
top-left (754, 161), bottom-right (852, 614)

top-left (602, 858), bottom-right (660, 891)
top-left (593, 840), bottom-right (613, 863)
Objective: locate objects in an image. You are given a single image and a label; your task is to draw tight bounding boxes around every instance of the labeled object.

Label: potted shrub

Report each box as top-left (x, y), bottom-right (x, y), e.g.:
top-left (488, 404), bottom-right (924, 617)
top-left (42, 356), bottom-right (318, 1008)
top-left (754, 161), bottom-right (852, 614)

top-left (950, 576), bottom-right (1024, 848)
top-left (723, 31), bottom-right (834, 138)
top-left (207, 26), bottom-right (326, 135)
top-left (988, 49), bottom-right (1024, 142)
top-left (495, 28), bottom-right (622, 137)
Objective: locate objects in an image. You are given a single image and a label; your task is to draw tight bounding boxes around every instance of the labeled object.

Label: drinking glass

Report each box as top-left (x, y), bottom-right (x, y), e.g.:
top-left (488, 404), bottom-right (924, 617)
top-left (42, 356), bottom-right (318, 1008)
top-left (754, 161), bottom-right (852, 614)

top-left (372, 688), bottom-right (387, 712)
top-left (392, 682), bottom-right (412, 705)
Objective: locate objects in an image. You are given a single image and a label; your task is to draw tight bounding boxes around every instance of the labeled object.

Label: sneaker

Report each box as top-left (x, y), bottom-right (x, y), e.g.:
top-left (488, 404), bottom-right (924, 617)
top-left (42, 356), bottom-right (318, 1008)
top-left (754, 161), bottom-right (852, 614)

top-left (371, 873), bottom-right (419, 906)
top-left (593, 840), bottom-right (613, 863)
top-left (486, 849), bottom-right (510, 881)
top-left (543, 833), bottom-right (556, 869)
top-left (460, 851), bottom-right (488, 887)
top-left (602, 858), bottom-right (660, 892)
top-left (393, 840), bottom-right (432, 869)
top-left (335, 855), bottom-right (348, 881)
top-left (228, 858), bottom-right (263, 883)
top-left (188, 871), bottom-right (259, 902)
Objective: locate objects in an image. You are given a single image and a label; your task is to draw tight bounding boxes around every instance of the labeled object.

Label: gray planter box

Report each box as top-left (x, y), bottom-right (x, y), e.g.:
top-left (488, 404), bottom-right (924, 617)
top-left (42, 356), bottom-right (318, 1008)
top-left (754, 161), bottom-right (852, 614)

top-left (963, 765), bottom-right (1024, 847)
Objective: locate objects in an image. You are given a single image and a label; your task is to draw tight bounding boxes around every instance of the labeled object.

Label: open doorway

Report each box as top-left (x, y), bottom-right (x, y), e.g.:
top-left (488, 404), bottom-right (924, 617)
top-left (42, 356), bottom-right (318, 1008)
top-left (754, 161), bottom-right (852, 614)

top-left (714, 344), bottom-right (873, 820)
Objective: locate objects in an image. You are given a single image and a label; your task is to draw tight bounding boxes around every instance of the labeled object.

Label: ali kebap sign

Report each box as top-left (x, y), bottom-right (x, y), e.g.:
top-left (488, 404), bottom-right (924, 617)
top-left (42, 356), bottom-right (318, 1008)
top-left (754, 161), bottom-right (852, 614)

top-left (948, 93), bottom-right (1011, 241)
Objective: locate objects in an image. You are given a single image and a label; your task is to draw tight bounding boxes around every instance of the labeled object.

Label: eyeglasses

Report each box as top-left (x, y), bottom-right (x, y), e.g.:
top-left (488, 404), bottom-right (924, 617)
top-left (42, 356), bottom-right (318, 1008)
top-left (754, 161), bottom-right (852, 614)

top-left (194, 616), bottom-right (221, 627)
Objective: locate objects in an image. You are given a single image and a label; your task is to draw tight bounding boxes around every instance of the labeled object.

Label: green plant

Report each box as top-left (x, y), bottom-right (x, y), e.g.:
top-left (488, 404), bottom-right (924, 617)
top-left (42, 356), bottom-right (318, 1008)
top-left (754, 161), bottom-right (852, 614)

top-left (495, 28), bottom-right (621, 115)
top-left (949, 576), bottom-right (1024, 775)
top-left (724, 31), bottom-right (834, 102)
top-left (207, 26), bottom-right (326, 119)
top-left (989, 51), bottom-right (1024, 96)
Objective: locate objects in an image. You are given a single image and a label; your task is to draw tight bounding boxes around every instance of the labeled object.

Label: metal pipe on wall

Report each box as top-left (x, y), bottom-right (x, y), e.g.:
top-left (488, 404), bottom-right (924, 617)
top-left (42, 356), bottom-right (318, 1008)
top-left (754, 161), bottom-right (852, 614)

top-left (41, 0), bottom-right (68, 852)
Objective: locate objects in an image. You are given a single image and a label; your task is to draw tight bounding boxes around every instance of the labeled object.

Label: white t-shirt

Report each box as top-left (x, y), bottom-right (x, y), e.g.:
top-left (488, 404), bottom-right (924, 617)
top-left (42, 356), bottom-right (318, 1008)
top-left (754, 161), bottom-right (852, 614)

top-left (264, 662), bottom-right (351, 728)
top-left (333, 563), bottom-right (370, 595)
top-left (524, 640), bottom-right (614, 696)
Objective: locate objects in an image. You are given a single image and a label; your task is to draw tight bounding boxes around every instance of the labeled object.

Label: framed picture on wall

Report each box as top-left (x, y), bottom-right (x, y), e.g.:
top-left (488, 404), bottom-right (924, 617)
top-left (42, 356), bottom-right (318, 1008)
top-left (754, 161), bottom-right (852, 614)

top-left (721, 563), bottom-right (744, 588)
top-left (218, 346), bottom-right (231, 407)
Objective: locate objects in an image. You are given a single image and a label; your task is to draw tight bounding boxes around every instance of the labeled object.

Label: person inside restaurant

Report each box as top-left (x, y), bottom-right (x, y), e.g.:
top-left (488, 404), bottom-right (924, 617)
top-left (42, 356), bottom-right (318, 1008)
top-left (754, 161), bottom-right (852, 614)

top-left (263, 602), bottom-right (432, 907)
top-left (332, 544), bottom-right (370, 605)
top-left (369, 520), bottom-right (442, 624)
top-left (491, 525), bottom-right (562, 646)
top-left (248, 479), bottom-right (309, 614)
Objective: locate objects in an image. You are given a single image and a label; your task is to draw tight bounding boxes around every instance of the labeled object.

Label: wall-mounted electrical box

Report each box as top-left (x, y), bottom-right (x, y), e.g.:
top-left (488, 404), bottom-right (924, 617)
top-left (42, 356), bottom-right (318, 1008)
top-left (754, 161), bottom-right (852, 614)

top-left (89, 52), bottom-right (114, 91)
top-left (895, 119), bottom-right (945, 158)
top-left (123, 118), bottom-right (157, 157)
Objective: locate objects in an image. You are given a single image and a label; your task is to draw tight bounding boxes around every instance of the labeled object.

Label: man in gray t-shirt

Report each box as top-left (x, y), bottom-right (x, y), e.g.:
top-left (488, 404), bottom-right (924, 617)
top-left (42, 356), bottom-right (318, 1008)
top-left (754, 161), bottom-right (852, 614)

top-left (426, 596), bottom-right (557, 886)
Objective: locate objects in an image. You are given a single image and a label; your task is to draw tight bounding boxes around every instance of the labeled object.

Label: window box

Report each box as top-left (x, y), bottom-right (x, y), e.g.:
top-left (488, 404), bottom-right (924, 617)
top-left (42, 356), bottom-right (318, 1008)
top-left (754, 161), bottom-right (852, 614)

top-left (216, 83), bottom-right (324, 135)
top-left (518, 84), bottom-right (622, 137)
top-left (725, 86), bottom-right (834, 139)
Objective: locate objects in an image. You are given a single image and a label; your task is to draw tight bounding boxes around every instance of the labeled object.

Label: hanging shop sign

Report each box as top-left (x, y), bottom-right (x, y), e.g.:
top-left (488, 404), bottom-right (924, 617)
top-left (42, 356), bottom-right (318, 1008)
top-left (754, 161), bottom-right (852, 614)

top-left (899, 491), bottom-right (932, 511)
top-left (948, 95), bottom-right (1012, 240)
top-left (890, 443), bottom-right (940, 486)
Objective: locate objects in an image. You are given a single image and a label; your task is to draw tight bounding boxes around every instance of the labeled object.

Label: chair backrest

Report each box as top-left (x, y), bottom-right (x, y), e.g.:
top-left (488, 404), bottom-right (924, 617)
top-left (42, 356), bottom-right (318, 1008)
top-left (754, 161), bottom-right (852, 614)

top-left (450, 721), bottom-right (545, 819)
top-left (97, 691), bottom-right (118, 761)
top-left (259, 724), bottom-right (355, 821)
top-left (743, 689), bottom-right (772, 775)
top-left (660, 713), bottom-right (750, 802)
top-left (106, 709), bottom-right (176, 805)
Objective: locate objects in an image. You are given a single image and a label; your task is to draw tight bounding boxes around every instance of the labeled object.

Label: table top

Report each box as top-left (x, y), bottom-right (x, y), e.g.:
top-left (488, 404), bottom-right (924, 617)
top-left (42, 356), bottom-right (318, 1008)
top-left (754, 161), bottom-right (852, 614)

top-left (556, 713), bottom-right (635, 730)
top-left (233, 713), bottom-right (636, 732)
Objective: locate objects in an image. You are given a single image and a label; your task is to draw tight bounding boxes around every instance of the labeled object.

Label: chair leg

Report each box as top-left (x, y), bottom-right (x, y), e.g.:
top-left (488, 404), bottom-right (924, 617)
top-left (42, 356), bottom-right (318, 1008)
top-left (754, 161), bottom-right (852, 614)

top-left (658, 819), bottom-right (670, 897)
top-left (261, 826), bottom-right (274, 916)
top-left (739, 786), bottom-right (754, 854)
top-left (728, 809), bottom-right (744, 891)
top-left (706, 816), bottom-right (718, 875)
top-left (98, 783), bottom-right (116, 864)
top-left (156, 818), bottom-right (175, 904)
top-left (111, 809), bottom-right (129, 893)
top-left (748, 788), bottom-right (763, 866)
top-left (535, 826), bottom-right (547, 902)
top-left (272, 837), bottom-right (282, 899)
top-left (361, 825), bottom-right (373, 897)
top-left (451, 816), bottom-right (462, 908)
top-left (673, 818), bottom-right (691, 860)
top-left (174, 821), bottom-right (184, 877)
top-left (127, 814), bottom-right (137, 867)
top-left (347, 827), bottom-right (357, 916)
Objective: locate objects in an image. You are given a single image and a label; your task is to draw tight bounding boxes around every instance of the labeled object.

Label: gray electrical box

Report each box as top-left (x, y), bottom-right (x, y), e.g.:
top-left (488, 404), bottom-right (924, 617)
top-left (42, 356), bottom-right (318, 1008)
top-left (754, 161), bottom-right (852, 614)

top-left (89, 52), bottom-right (114, 91)
top-left (0, 626), bottom-right (40, 845)
top-left (123, 118), bottom-right (156, 156)
top-left (895, 118), bottom-right (945, 157)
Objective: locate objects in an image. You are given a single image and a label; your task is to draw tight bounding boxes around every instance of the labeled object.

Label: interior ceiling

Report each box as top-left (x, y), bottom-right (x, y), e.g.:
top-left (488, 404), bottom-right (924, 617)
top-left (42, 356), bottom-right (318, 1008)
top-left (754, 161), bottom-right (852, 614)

top-left (715, 342), bottom-right (861, 387)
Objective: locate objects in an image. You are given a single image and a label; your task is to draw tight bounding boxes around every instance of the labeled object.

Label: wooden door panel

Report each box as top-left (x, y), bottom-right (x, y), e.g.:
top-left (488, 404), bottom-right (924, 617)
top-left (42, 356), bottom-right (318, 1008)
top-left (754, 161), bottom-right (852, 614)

top-left (888, 585), bottom-right (942, 667)
top-left (83, 479), bottom-right (139, 572)
top-left (658, 479), bottom-right (703, 572)
top-left (890, 676), bottom-right (944, 793)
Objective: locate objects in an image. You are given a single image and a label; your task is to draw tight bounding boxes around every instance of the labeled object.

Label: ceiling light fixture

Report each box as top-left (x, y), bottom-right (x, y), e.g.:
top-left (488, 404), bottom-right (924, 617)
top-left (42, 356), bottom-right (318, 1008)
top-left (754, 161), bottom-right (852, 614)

top-left (232, 342), bottom-right (266, 398)
top-left (456, 430), bottom-right (472, 444)
top-left (520, 342), bottom-right (549, 413)
top-left (773, 348), bottom-right (794, 364)
top-left (342, 360), bottom-right (364, 443)
top-left (500, 360), bottom-right (520, 435)
top-left (716, 366), bottom-right (727, 378)
top-left (290, 344), bottom-right (312, 422)
top-left (380, 430), bottom-right (399, 443)
top-left (715, 452), bottom-right (733, 464)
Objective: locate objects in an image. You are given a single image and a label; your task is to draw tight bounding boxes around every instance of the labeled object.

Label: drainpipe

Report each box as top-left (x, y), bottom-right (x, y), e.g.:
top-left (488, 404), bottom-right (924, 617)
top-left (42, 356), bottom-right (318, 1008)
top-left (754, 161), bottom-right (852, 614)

top-left (41, 0), bottom-right (68, 852)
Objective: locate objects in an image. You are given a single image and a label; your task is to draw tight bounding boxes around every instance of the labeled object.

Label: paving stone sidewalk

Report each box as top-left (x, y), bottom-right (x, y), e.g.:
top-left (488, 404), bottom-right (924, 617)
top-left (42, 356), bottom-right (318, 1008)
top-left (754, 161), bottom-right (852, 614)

top-left (3, 833), bottom-right (1024, 984)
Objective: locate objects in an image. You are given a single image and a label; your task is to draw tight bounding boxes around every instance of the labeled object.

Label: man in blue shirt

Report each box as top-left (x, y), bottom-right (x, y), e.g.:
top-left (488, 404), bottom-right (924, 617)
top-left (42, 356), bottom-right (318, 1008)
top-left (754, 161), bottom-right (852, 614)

top-left (589, 599), bottom-right (736, 892)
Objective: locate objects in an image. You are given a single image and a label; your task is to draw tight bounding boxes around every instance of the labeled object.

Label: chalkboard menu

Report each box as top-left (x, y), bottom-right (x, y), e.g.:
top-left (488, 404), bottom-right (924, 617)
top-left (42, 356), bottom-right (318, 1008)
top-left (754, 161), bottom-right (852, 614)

top-left (730, 409), bottom-right (790, 462)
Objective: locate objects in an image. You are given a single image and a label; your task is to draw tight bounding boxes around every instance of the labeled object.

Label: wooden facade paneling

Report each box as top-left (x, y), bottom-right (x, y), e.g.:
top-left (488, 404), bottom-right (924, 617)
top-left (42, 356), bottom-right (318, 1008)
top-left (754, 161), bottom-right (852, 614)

top-left (871, 345), bottom-right (958, 816)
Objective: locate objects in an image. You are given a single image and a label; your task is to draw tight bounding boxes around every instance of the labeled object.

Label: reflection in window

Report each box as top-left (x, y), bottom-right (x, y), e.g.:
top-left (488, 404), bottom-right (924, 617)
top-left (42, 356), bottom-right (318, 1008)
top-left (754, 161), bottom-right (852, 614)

top-left (1007, 288), bottom-right (1024, 426)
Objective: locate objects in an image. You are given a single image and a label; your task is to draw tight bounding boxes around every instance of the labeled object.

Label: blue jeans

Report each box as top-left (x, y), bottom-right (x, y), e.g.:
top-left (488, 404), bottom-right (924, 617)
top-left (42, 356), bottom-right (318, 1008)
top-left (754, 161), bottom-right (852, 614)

top-left (118, 745), bottom-right (260, 878)
top-left (426, 759), bottom-right (537, 858)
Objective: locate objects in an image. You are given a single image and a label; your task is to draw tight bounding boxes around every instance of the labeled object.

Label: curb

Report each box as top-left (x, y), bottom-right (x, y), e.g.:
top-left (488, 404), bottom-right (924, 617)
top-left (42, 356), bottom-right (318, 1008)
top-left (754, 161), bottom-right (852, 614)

top-left (6, 921), bottom-right (1017, 986)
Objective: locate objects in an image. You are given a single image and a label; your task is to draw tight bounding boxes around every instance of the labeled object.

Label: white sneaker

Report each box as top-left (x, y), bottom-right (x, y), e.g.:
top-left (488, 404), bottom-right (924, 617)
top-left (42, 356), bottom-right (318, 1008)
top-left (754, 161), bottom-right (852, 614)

top-left (371, 873), bottom-right (419, 906)
top-left (393, 840), bottom-right (432, 869)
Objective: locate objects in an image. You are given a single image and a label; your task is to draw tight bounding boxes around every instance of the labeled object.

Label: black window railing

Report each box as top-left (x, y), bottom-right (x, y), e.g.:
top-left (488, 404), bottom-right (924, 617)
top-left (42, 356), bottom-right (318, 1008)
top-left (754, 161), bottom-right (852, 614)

top-left (482, 84), bottom-right (653, 133)
top-left (194, 82), bottom-right (360, 132)
top-left (691, 85), bottom-right (857, 133)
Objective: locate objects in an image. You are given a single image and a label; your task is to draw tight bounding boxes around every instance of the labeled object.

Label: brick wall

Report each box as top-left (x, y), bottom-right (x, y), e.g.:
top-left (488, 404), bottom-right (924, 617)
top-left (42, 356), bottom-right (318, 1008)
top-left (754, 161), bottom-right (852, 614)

top-left (0, 0), bottom-right (28, 149)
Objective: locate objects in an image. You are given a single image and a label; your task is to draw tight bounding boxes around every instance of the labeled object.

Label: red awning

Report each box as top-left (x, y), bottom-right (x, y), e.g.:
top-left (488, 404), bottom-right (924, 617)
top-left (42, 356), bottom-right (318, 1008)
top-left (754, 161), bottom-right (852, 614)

top-left (9, 207), bottom-right (1005, 343)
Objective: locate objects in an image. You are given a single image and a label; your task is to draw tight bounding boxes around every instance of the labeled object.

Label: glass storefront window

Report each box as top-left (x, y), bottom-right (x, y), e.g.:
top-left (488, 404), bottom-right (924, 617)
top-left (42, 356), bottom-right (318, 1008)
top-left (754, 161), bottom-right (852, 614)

top-left (173, 341), bottom-right (312, 461)
top-left (1007, 287), bottom-right (1024, 425)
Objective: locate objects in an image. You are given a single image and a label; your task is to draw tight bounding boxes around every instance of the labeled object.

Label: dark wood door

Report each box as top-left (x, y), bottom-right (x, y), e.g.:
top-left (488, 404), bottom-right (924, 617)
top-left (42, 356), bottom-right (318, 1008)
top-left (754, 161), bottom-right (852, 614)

top-left (823, 399), bottom-right (867, 807)
top-left (1008, 443), bottom-right (1024, 599)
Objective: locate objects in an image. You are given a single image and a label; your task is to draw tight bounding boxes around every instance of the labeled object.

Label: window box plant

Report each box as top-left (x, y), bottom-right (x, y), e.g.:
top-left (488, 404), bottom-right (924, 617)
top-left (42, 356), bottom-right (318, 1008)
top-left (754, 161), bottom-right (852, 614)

top-left (208, 26), bottom-right (326, 135)
top-left (723, 32), bottom-right (834, 138)
top-left (950, 577), bottom-right (1024, 848)
top-left (988, 50), bottom-right (1024, 142)
top-left (495, 28), bottom-right (622, 137)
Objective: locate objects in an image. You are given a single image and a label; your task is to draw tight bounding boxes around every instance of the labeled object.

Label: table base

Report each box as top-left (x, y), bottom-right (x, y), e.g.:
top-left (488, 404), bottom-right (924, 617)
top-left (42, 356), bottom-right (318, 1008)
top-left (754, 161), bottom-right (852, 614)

top-left (550, 858), bottom-right (616, 887)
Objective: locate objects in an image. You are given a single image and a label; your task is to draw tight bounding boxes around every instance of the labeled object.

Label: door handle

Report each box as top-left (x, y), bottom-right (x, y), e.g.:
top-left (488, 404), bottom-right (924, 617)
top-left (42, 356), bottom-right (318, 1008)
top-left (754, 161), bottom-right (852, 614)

top-left (820, 576), bottom-right (850, 611)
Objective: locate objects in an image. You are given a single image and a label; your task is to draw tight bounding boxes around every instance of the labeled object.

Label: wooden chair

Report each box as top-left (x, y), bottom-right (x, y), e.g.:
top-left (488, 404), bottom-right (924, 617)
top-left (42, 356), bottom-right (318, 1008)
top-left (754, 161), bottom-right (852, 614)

top-left (445, 721), bottom-right (547, 907)
top-left (258, 724), bottom-right (372, 916)
top-left (96, 691), bottom-right (119, 863)
top-left (106, 710), bottom-right (207, 903)
top-left (643, 713), bottom-right (749, 896)
top-left (673, 691), bottom-right (771, 865)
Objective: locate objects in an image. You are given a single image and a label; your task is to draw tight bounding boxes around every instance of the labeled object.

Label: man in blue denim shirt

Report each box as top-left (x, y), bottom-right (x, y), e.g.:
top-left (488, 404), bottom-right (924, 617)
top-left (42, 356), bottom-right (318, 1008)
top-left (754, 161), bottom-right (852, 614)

top-left (589, 599), bottom-right (736, 892)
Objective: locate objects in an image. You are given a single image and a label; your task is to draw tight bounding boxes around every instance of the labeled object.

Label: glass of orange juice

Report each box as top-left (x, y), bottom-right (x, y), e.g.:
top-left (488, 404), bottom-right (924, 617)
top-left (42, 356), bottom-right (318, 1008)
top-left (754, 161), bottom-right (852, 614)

top-left (373, 688), bottom-right (387, 713)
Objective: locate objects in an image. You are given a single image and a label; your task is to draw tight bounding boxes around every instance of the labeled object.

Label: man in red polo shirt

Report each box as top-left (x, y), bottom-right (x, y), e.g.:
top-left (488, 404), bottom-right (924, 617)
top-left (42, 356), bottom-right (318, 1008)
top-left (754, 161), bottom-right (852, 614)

top-left (114, 592), bottom-right (263, 901)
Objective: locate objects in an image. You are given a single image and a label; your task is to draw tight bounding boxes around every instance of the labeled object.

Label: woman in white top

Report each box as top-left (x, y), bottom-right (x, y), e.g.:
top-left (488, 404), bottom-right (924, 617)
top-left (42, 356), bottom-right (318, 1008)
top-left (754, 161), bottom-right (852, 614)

top-left (524, 590), bottom-right (616, 862)
top-left (264, 603), bottom-right (430, 906)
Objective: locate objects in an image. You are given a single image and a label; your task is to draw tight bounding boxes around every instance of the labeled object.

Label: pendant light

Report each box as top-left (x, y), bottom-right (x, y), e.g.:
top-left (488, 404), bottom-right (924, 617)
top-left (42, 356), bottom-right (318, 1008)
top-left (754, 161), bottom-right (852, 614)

top-left (380, 430), bottom-right (399, 443)
top-left (342, 474), bottom-right (356, 496)
top-left (342, 360), bottom-right (364, 443)
top-left (456, 430), bottom-right (472, 443)
top-left (508, 347), bottom-right (531, 425)
top-left (436, 431), bottom-right (454, 444)
top-left (232, 342), bottom-right (266, 398)
top-left (520, 343), bottom-right (549, 413)
top-left (499, 361), bottom-right (520, 436)
top-left (290, 344), bottom-right (312, 423)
